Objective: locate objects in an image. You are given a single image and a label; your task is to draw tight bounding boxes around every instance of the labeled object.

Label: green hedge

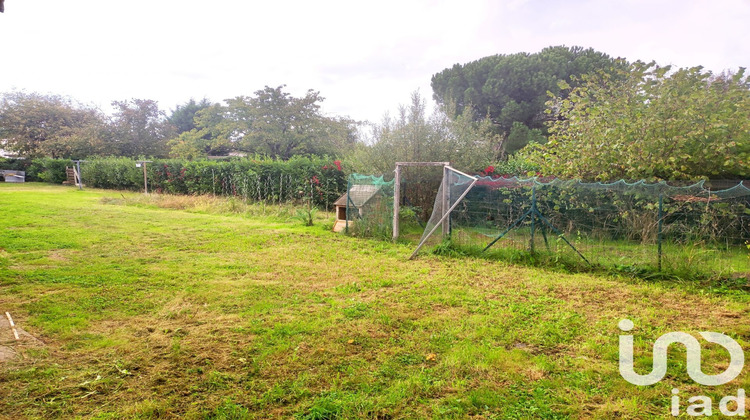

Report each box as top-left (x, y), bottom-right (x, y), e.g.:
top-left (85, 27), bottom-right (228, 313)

top-left (0, 158), bottom-right (70, 182)
top-left (2, 156), bottom-right (348, 207)
top-left (0, 158), bottom-right (32, 180)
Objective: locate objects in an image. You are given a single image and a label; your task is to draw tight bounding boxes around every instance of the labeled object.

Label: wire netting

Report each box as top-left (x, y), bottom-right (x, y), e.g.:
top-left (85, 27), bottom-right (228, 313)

top-left (197, 169), bottom-right (344, 209)
top-left (345, 174), bottom-right (395, 239)
top-left (399, 166), bottom-right (445, 223)
top-left (441, 177), bottom-right (750, 279)
top-left (347, 169), bottom-right (749, 280)
top-left (415, 168), bottom-right (477, 252)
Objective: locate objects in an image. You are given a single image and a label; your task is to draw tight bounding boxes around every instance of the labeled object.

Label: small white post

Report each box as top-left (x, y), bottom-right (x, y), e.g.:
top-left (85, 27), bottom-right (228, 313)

top-left (136, 161), bottom-right (152, 194)
top-left (442, 165), bottom-right (450, 236)
top-left (393, 164), bottom-right (401, 241)
top-left (5, 312), bottom-right (19, 340)
top-left (143, 162), bottom-right (148, 194)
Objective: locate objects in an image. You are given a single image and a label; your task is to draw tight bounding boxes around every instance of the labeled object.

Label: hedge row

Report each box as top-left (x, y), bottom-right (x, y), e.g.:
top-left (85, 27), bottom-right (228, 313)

top-left (0, 158), bottom-right (70, 183)
top-left (1, 156), bottom-right (348, 207)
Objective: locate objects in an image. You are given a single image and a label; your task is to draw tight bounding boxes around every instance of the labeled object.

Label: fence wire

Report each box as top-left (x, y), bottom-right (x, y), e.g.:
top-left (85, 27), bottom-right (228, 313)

top-left (351, 172), bottom-right (750, 280)
top-left (448, 177), bottom-right (750, 278)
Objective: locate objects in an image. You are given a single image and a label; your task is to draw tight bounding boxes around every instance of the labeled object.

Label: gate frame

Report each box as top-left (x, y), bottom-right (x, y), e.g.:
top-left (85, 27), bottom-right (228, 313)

top-left (392, 162), bottom-right (450, 242)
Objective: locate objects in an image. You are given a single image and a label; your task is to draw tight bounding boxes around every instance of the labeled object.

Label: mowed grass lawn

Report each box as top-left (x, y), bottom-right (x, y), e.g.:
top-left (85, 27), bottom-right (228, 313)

top-left (1, 183), bottom-right (749, 419)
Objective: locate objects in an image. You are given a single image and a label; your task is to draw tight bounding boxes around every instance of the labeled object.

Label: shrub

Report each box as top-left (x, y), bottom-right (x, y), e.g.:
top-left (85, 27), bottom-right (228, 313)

top-left (0, 158), bottom-right (35, 180)
top-left (10, 156), bottom-right (348, 208)
top-left (27, 158), bottom-right (69, 183)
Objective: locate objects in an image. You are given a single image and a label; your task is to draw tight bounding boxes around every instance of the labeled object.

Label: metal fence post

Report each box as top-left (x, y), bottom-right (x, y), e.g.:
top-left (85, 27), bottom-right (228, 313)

top-left (393, 165), bottom-right (401, 241)
top-left (657, 194), bottom-right (663, 272)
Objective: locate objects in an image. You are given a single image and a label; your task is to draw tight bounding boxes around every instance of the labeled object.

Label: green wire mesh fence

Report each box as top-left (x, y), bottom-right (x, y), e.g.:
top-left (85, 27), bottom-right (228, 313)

top-left (350, 172), bottom-right (750, 280)
top-left (345, 168), bottom-right (445, 240)
top-left (345, 174), bottom-right (395, 239)
top-left (443, 177), bottom-right (749, 279)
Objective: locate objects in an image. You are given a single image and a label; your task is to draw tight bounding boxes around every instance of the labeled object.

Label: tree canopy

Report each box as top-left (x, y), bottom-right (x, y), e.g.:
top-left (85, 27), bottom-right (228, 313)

top-left (168, 98), bottom-right (212, 135)
top-left (0, 87), bottom-right (356, 161)
top-left (0, 92), bottom-right (178, 159)
top-left (169, 86), bottom-right (357, 160)
top-left (109, 99), bottom-right (175, 158)
top-left (525, 62), bottom-right (750, 180)
top-left (166, 99), bottom-right (228, 159)
top-left (0, 92), bottom-right (108, 159)
top-left (430, 45), bottom-right (626, 155)
top-left (350, 91), bottom-right (498, 174)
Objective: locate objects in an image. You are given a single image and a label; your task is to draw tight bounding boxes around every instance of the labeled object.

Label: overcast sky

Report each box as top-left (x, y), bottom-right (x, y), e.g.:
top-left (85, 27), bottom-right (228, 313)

top-left (1, 0), bottom-right (748, 123)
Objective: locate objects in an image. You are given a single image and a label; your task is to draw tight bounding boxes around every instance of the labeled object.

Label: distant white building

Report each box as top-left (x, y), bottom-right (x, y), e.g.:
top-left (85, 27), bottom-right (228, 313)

top-left (0, 149), bottom-right (21, 159)
top-left (0, 140), bottom-right (22, 159)
top-left (207, 151), bottom-right (248, 160)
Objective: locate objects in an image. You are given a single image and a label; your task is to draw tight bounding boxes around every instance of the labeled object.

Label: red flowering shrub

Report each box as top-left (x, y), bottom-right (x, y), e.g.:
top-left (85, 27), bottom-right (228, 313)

top-left (479, 165), bottom-right (497, 177)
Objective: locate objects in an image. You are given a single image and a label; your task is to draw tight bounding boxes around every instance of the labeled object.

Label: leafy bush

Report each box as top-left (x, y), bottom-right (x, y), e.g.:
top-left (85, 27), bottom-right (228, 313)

top-left (26, 158), bottom-right (69, 183)
top-left (0, 158), bottom-right (31, 172)
top-left (12, 156), bottom-right (348, 208)
top-left (0, 158), bottom-right (35, 180)
top-left (85, 157), bottom-right (145, 190)
top-left (488, 155), bottom-right (540, 177)
top-left (527, 62), bottom-right (750, 181)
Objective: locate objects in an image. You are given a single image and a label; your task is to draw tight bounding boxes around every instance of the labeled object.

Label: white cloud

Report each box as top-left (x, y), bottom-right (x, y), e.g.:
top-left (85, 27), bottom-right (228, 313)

top-left (0, 0), bottom-right (747, 122)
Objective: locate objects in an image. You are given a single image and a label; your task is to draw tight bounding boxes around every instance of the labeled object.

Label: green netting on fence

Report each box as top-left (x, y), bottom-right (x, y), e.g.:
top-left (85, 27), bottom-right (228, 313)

top-left (345, 174), bottom-right (395, 239)
top-left (440, 177), bottom-right (750, 279)
top-left (413, 168), bottom-right (478, 256)
top-left (344, 171), bottom-right (749, 279)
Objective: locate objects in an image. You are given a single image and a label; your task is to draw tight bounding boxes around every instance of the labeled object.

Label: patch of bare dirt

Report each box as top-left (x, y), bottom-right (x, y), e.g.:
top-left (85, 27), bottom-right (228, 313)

top-left (0, 313), bottom-right (44, 363)
top-left (48, 250), bottom-right (70, 262)
top-left (0, 345), bottom-right (17, 362)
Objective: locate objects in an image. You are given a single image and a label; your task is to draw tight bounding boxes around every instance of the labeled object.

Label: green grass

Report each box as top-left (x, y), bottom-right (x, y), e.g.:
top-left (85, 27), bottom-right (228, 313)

top-left (1, 183), bottom-right (750, 419)
top-left (440, 225), bottom-right (749, 290)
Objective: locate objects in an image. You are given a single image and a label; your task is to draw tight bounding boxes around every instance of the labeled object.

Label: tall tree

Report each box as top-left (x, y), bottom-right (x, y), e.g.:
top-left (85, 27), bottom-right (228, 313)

top-left (350, 91), bottom-right (498, 174)
top-left (525, 62), bottom-right (750, 180)
top-left (110, 99), bottom-right (175, 158)
top-left (168, 98), bottom-right (213, 134)
top-left (0, 91), bottom-right (108, 159)
top-left (431, 46), bottom-right (626, 155)
top-left (166, 99), bottom-right (229, 159)
top-left (236, 86), bottom-right (352, 159)
top-left (169, 86), bottom-right (356, 160)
